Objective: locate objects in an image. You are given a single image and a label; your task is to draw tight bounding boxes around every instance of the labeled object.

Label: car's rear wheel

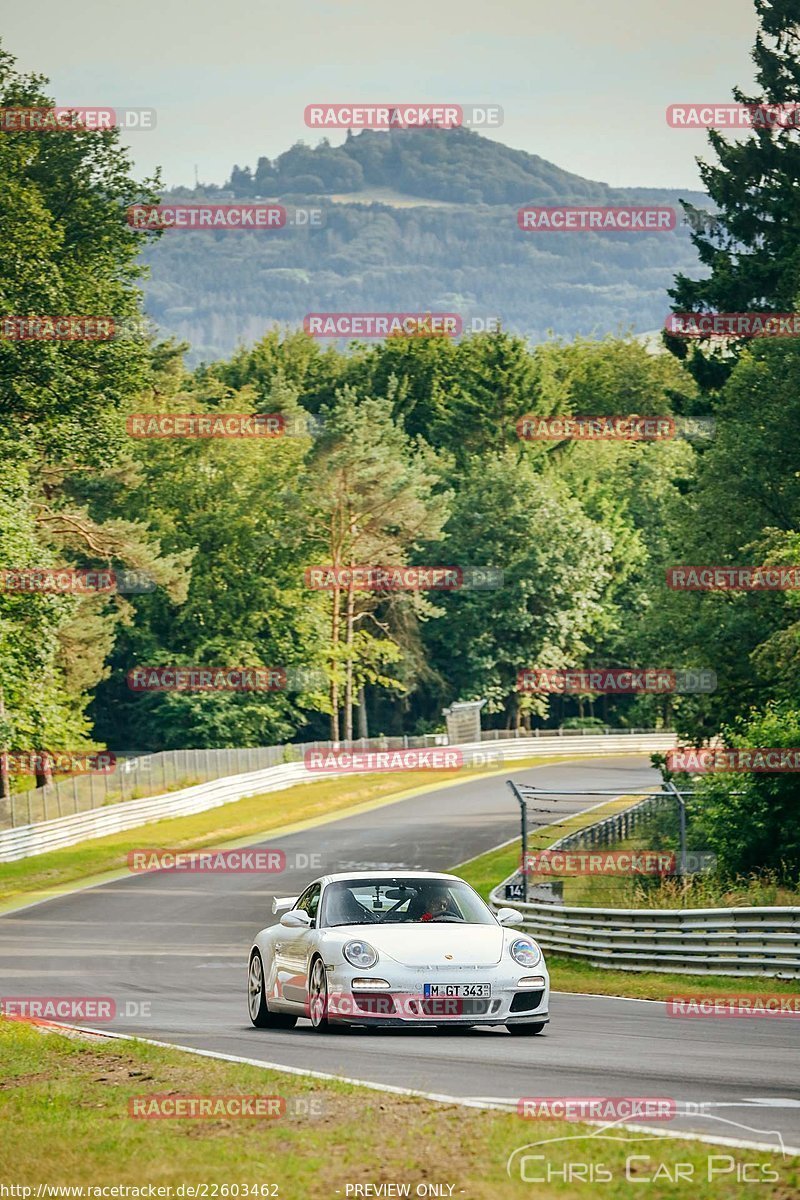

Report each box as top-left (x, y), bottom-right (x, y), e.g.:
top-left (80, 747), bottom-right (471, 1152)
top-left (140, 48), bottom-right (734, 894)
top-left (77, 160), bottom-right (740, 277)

top-left (248, 950), bottom-right (297, 1029)
top-left (506, 1021), bottom-right (546, 1035)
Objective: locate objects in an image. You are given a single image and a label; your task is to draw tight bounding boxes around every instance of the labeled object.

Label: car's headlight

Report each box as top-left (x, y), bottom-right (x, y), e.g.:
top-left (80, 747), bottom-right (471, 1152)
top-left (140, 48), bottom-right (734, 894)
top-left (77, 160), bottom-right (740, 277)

top-left (343, 939), bottom-right (378, 968)
top-left (510, 938), bottom-right (542, 968)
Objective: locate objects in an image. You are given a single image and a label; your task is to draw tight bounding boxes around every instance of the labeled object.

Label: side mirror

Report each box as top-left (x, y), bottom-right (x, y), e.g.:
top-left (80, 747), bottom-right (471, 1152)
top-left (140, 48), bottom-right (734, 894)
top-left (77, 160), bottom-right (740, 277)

top-left (496, 907), bottom-right (524, 927)
top-left (280, 909), bottom-right (312, 929)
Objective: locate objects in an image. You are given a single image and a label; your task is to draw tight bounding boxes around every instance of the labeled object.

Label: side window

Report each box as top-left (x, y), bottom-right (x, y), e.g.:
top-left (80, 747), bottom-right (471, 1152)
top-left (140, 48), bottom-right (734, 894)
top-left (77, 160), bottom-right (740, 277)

top-left (296, 883), bottom-right (321, 924)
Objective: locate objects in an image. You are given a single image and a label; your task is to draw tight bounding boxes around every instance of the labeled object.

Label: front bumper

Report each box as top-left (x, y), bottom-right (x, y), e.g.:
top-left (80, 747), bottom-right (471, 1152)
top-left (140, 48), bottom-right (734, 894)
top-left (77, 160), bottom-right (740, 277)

top-left (324, 961), bottom-right (550, 1026)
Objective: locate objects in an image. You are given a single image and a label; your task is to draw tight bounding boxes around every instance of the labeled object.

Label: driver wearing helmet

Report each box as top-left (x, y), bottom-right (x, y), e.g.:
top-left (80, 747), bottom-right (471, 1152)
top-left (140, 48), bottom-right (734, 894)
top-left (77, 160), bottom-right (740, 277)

top-left (409, 882), bottom-right (459, 922)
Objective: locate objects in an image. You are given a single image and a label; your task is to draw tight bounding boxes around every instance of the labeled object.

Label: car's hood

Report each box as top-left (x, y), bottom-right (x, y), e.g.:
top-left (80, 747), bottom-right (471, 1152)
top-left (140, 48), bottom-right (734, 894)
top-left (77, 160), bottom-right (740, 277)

top-left (334, 923), bottom-right (506, 968)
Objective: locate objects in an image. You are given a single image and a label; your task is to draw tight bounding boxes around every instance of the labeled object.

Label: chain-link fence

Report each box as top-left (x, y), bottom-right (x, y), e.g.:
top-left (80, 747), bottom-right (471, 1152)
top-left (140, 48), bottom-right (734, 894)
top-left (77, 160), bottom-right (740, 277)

top-left (0, 726), bottom-right (665, 830)
top-left (0, 733), bottom-right (447, 829)
top-left (549, 791), bottom-right (671, 850)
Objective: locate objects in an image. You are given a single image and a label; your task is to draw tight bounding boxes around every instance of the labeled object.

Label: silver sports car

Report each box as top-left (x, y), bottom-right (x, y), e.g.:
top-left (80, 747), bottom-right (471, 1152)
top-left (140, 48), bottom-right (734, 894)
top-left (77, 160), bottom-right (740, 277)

top-left (247, 870), bottom-right (550, 1033)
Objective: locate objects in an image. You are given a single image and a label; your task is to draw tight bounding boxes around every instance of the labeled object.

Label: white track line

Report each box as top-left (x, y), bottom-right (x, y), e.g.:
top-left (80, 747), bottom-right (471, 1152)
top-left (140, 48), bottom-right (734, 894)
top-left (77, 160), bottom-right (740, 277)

top-left (38, 1020), bottom-right (800, 1157)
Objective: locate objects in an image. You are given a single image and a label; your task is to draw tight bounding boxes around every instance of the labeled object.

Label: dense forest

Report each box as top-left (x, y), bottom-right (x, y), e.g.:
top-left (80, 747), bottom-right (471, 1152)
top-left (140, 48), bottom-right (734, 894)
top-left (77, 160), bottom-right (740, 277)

top-left (144, 128), bottom-right (708, 363)
top-left (2, 0), bottom-right (800, 882)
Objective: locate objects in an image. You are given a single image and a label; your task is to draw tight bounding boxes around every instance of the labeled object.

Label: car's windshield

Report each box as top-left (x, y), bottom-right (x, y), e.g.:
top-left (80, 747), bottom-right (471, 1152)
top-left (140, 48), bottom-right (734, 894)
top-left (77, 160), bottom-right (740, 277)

top-left (320, 877), bottom-right (496, 927)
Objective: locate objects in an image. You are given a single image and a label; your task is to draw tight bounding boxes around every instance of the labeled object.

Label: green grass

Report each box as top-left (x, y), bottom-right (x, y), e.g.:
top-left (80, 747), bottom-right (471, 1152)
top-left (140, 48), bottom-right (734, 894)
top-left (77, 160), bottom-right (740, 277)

top-left (0, 753), bottom-right (581, 909)
top-left (558, 826), bottom-right (800, 910)
top-left (1, 1018), bottom-right (794, 1198)
top-left (456, 801), bottom-right (800, 1001)
top-left (6, 760), bottom-right (795, 1003)
top-left (454, 792), bottom-right (645, 899)
top-left (545, 954), bottom-right (800, 1000)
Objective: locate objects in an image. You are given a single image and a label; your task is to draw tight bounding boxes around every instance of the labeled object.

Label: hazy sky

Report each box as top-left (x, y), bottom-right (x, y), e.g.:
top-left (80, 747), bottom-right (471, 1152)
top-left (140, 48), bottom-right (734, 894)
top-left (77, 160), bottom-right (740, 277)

top-left (7, 0), bottom-right (759, 189)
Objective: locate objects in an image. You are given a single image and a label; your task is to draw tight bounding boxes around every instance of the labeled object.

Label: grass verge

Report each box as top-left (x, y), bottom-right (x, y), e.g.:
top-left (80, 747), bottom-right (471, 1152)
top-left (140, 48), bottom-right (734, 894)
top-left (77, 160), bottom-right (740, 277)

top-left (559, 829), bottom-right (800, 910)
top-left (0, 754), bottom-right (580, 910)
top-left (0, 1018), bottom-right (794, 1198)
top-left (454, 792), bottom-right (643, 898)
top-left (456, 801), bottom-right (800, 1001)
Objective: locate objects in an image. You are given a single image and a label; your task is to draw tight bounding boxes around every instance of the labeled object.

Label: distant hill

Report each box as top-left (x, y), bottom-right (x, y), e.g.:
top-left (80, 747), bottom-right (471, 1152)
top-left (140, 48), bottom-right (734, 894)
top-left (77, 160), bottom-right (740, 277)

top-left (142, 127), bottom-right (709, 363)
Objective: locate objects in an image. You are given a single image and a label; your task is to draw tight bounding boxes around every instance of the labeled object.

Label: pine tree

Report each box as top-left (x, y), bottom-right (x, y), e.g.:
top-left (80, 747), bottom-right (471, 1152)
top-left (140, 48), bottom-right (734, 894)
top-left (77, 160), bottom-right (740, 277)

top-left (667, 0), bottom-right (800, 389)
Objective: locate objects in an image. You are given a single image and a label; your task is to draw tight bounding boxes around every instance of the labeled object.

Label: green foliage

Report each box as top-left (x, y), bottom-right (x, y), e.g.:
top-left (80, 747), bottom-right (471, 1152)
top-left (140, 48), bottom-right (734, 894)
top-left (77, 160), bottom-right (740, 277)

top-left (149, 127), bottom-right (707, 367)
top-left (0, 46), bottom-right (164, 774)
top-left (667, 2), bottom-right (800, 387)
top-left (89, 366), bottom-right (328, 750)
top-left (688, 703), bottom-right (800, 882)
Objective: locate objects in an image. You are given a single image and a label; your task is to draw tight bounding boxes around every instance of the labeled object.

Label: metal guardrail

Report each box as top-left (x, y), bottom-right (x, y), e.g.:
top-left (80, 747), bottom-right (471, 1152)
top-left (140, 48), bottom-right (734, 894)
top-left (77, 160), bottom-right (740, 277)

top-left (0, 731), bottom-right (676, 863)
top-left (490, 790), bottom-right (800, 978)
top-left (0, 738), bottom-right (439, 830)
top-left (0, 725), bottom-right (662, 830)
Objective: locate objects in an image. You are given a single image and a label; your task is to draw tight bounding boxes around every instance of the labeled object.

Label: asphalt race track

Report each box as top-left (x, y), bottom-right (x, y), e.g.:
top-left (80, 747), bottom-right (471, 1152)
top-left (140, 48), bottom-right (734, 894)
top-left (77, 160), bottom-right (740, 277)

top-left (1, 756), bottom-right (799, 1153)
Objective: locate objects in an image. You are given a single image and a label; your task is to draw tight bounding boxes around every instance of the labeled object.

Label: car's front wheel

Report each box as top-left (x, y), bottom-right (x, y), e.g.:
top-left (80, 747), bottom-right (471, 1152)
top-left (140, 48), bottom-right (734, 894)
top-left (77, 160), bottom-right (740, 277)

top-left (308, 957), bottom-right (331, 1030)
top-left (506, 1021), bottom-right (546, 1035)
top-left (307, 957), bottom-right (348, 1032)
top-left (248, 950), bottom-right (297, 1029)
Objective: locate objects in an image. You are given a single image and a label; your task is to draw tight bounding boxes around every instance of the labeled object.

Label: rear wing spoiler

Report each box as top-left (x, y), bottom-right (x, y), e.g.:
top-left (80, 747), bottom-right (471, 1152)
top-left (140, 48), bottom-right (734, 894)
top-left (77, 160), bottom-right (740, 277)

top-left (271, 896), bottom-right (300, 915)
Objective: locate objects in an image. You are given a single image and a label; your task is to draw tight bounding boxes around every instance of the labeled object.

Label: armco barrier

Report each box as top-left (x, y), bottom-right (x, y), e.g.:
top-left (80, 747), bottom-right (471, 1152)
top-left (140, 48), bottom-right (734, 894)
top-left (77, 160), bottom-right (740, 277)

top-left (0, 732), bottom-right (675, 863)
top-left (490, 811), bottom-right (800, 979)
top-left (0, 725), bottom-right (665, 829)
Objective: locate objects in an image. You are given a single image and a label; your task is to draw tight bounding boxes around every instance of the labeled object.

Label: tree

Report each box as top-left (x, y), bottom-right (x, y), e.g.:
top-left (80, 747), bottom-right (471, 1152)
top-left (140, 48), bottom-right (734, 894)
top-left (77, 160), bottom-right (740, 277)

top-left (305, 389), bottom-right (451, 739)
top-left (0, 47), bottom-right (158, 456)
top-left (423, 450), bottom-right (616, 728)
top-left (667, 1), bottom-right (800, 389)
top-left (228, 165), bottom-right (255, 195)
top-left (654, 339), bottom-right (800, 736)
top-left (688, 702), bottom-right (800, 883)
top-left (90, 365), bottom-right (327, 750)
top-left (0, 46), bottom-right (164, 779)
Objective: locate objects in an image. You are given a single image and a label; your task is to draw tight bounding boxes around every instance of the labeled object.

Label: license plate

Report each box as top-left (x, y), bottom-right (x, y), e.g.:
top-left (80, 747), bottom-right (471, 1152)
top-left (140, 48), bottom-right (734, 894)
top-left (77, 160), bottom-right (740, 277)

top-left (423, 983), bottom-right (491, 998)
